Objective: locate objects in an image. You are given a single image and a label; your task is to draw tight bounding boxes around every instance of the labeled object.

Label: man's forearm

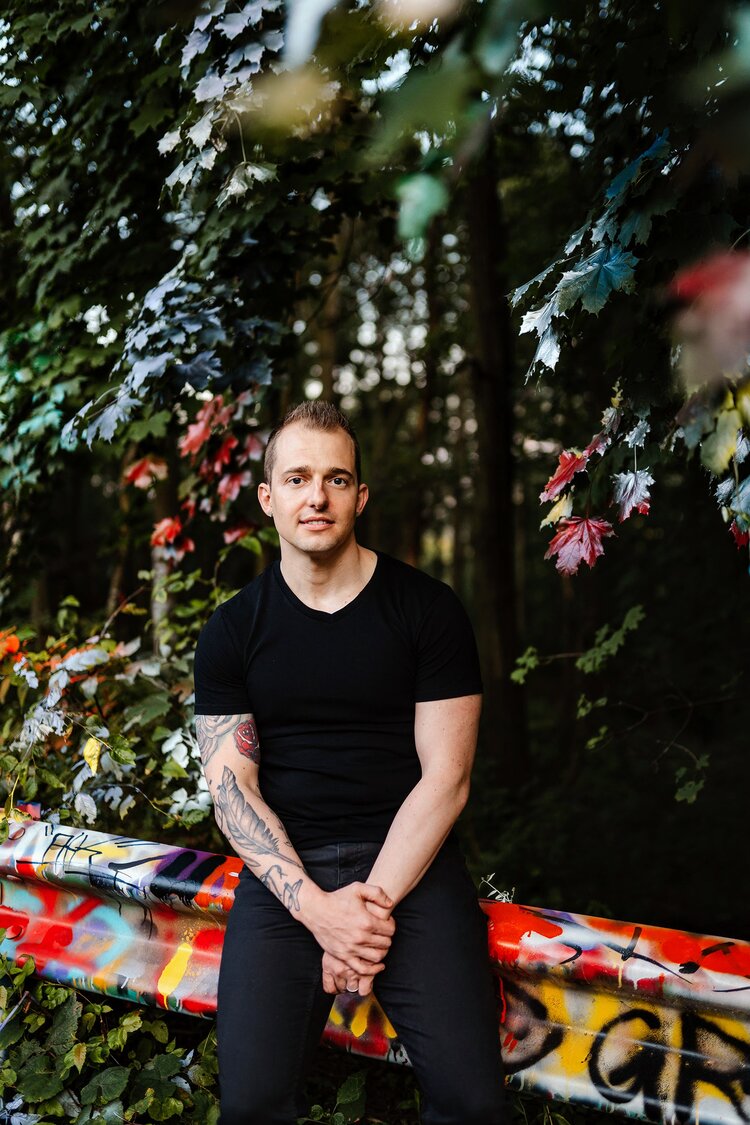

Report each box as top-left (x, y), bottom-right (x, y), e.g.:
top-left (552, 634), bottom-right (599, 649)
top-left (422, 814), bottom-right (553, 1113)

top-left (366, 775), bottom-right (468, 907)
top-left (211, 765), bottom-right (324, 922)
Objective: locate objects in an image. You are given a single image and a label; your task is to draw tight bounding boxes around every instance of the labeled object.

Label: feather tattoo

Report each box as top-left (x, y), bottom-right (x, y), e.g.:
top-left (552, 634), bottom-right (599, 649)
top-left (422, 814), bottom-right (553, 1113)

top-left (216, 767), bottom-right (302, 870)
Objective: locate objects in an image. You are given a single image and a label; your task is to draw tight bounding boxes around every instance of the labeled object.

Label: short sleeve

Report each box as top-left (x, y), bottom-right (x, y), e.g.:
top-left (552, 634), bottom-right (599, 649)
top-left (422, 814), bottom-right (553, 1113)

top-left (194, 606), bottom-right (252, 715)
top-left (414, 586), bottom-right (483, 702)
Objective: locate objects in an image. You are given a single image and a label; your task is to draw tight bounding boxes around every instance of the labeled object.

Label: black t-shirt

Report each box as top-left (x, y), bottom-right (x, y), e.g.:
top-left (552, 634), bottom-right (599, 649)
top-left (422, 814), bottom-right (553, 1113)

top-left (193, 550), bottom-right (482, 849)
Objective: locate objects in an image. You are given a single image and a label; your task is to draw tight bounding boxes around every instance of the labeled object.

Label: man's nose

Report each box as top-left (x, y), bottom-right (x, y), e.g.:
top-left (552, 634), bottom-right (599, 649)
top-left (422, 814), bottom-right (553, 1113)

top-left (307, 478), bottom-right (328, 507)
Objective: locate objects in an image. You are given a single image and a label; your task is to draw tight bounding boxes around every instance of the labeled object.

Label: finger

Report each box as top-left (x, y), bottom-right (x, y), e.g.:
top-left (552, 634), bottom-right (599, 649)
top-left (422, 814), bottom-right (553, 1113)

top-left (362, 918), bottom-right (396, 938)
top-left (357, 932), bottom-right (391, 950)
top-left (322, 970), bottom-right (337, 995)
top-left (345, 978), bottom-right (359, 993)
top-left (364, 902), bottom-right (394, 922)
top-left (356, 944), bottom-right (390, 962)
top-left (349, 946), bottom-right (388, 965)
top-left (358, 975), bottom-right (375, 997)
top-left (344, 956), bottom-right (385, 976)
top-left (359, 883), bottom-right (394, 910)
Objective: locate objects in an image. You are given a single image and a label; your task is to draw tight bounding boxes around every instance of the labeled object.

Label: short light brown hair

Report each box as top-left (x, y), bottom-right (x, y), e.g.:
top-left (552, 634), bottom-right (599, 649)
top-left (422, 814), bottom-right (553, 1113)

top-left (263, 400), bottom-right (362, 484)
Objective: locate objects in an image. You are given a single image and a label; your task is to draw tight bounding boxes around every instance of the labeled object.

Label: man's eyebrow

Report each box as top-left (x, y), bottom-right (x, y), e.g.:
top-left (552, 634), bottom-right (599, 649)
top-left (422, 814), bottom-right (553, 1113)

top-left (281, 465), bottom-right (312, 475)
top-left (281, 465), bottom-right (354, 478)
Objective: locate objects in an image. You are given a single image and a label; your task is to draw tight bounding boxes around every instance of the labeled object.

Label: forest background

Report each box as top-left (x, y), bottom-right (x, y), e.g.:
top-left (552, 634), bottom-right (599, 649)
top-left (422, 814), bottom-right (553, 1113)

top-left (1, 0), bottom-right (750, 1121)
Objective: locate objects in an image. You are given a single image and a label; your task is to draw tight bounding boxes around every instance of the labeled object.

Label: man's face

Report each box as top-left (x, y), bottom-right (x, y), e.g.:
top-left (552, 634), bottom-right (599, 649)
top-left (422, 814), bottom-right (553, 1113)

top-left (257, 423), bottom-right (368, 558)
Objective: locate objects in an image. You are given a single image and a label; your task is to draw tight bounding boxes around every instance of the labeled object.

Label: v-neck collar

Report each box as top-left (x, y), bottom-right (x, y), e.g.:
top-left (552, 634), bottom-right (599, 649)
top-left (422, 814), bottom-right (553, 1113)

top-left (272, 552), bottom-right (381, 621)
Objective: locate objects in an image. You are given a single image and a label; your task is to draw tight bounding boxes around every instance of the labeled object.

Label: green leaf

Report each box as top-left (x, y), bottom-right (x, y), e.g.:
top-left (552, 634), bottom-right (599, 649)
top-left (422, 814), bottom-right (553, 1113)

top-left (17, 1051), bottom-right (65, 1102)
top-left (557, 245), bottom-right (638, 315)
top-left (47, 993), bottom-right (82, 1057)
top-left (675, 778), bottom-right (704, 803)
top-left (106, 1009), bottom-right (142, 1050)
top-left (237, 534), bottom-right (262, 555)
top-left (576, 606), bottom-right (644, 674)
top-left (149, 1094), bottom-right (185, 1120)
top-left (80, 1065), bottom-right (130, 1106)
top-left (109, 734), bottom-right (137, 765)
top-left (511, 646), bottom-right (539, 685)
top-left (576, 694), bottom-right (607, 720)
top-left (334, 1069), bottom-right (366, 1121)
top-left (63, 1040), bottom-right (87, 1074)
top-left (122, 692), bottom-right (172, 732)
top-left (129, 411), bottom-right (172, 441)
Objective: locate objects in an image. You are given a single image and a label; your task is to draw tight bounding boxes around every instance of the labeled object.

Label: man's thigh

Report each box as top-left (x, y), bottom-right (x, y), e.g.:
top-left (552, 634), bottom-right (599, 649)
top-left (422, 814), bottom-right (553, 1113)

top-left (371, 840), bottom-right (506, 1124)
top-left (217, 866), bottom-right (334, 1124)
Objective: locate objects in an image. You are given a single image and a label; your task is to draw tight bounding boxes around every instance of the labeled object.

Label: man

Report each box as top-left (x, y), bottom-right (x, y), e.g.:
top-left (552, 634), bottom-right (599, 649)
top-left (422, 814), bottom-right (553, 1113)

top-left (194, 400), bottom-right (504, 1125)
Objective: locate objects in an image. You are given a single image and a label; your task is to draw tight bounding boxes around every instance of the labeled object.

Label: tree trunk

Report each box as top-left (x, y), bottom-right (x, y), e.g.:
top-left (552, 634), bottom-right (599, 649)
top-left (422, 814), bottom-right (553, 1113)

top-left (464, 142), bottom-right (528, 785)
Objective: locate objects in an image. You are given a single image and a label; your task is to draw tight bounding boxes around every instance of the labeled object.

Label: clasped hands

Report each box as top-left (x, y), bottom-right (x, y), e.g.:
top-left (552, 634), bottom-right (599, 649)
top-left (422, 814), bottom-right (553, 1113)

top-left (306, 881), bottom-right (395, 998)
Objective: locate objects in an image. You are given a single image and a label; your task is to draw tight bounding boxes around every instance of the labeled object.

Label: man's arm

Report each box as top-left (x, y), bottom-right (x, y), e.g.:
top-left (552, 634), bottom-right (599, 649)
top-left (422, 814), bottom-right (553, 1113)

top-left (364, 693), bottom-right (481, 906)
top-left (320, 694), bottom-right (480, 996)
top-left (195, 714), bottom-right (395, 974)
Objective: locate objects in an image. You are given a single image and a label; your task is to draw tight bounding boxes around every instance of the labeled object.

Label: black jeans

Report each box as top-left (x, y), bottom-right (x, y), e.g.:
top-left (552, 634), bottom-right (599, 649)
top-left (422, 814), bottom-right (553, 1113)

top-left (217, 836), bottom-right (505, 1125)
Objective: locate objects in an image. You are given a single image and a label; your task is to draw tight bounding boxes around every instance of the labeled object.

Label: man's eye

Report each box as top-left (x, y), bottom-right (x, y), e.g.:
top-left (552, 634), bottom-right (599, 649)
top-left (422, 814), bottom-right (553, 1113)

top-left (289, 476), bottom-right (303, 484)
top-left (332, 477), bottom-right (347, 486)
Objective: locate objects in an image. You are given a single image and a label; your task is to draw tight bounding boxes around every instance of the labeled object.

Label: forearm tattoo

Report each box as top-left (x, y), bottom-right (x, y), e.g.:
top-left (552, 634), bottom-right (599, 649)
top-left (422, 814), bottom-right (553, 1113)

top-left (195, 716), bottom-right (303, 912)
top-left (213, 766), bottom-right (304, 912)
top-left (195, 714), bottom-right (260, 765)
top-left (261, 864), bottom-right (303, 911)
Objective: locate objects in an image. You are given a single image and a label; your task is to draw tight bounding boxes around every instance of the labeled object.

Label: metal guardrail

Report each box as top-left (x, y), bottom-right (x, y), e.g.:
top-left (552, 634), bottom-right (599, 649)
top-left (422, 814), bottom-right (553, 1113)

top-left (1, 820), bottom-right (748, 1124)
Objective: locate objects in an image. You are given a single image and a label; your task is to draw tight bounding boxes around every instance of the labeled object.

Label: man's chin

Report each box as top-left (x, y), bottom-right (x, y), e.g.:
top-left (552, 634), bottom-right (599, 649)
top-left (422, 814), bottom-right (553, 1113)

top-left (292, 529), bottom-right (351, 555)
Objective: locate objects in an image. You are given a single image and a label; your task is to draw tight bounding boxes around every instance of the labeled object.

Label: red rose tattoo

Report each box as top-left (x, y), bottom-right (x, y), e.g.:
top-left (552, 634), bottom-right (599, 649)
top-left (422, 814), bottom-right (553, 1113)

top-left (234, 719), bottom-right (260, 763)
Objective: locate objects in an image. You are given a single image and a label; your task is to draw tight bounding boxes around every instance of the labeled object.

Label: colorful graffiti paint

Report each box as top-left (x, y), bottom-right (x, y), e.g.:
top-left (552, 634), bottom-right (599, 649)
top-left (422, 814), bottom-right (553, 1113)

top-left (485, 904), bottom-right (750, 1125)
top-left (1, 821), bottom-right (748, 1125)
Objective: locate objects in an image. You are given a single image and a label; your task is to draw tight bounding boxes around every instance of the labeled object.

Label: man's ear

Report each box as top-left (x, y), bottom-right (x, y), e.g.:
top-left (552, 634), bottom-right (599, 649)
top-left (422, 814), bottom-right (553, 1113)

top-left (355, 482), bottom-right (369, 517)
top-left (258, 480), bottom-right (272, 516)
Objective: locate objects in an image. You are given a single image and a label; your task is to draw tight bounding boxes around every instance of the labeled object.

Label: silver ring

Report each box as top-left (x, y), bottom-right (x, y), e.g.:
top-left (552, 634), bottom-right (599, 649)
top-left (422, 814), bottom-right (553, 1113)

top-left (345, 985), bottom-right (358, 993)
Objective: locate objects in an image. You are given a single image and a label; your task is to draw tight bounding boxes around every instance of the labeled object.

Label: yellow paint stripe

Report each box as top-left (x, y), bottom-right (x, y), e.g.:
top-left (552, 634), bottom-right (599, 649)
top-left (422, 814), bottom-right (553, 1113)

top-left (157, 941), bottom-right (193, 998)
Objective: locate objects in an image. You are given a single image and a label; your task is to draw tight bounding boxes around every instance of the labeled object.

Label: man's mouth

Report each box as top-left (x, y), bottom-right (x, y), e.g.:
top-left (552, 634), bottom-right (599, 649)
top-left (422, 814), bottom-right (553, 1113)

top-left (300, 518), bottom-right (334, 527)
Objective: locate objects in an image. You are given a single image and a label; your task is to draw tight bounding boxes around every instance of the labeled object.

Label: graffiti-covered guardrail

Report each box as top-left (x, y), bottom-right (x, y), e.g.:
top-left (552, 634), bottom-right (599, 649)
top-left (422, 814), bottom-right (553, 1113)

top-left (0, 820), bottom-right (748, 1125)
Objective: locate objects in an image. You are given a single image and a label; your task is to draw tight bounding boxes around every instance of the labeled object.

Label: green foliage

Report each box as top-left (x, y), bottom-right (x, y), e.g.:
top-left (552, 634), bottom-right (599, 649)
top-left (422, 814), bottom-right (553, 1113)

top-left (0, 953), bottom-right (220, 1122)
top-left (575, 606), bottom-right (645, 675)
top-left (510, 646), bottom-right (539, 685)
top-left (301, 1069), bottom-right (367, 1124)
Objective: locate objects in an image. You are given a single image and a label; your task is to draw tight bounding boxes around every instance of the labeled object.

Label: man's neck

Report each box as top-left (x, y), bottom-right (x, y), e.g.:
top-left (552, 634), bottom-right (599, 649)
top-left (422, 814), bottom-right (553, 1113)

top-left (279, 541), bottom-right (378, 613)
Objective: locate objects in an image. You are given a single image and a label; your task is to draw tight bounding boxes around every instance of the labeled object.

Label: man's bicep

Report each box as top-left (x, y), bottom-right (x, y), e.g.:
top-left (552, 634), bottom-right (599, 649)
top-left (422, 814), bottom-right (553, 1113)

top-left (195, 713), bottom-right (261, 792)
top-left (413, 695), bottom-right (481, 783)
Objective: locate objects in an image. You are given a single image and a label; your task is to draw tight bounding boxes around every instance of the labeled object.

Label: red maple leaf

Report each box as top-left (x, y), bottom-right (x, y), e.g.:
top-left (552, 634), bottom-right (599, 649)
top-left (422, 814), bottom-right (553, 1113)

top-left (237, 432), bottom-right (265, 465)
top-left (212, 434), bottom-right (239, 474)
top-left (123, 455), bottom-right (168, 489)
top-left (583, 431), bottom-right (610, 459)
top-left (218, 471), bottom-right (252, 506)
top-left (151, 516), bottom-right (183, 547)
top-left (539, 450), bottom-right (589, 503)
top-left (179, 418), bottom-right (212, 456)
top-left (223, 522), bottom-right (254, 545)
top-left (544, 517), bottom-right (615, 575)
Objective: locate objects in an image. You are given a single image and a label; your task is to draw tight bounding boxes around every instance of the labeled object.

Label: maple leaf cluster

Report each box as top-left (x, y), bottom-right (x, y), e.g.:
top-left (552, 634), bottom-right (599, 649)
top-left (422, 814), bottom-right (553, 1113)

top-left (122, 391), bottom-right (265, 564)
top-left (539, 402), bottom-right (657, 576)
